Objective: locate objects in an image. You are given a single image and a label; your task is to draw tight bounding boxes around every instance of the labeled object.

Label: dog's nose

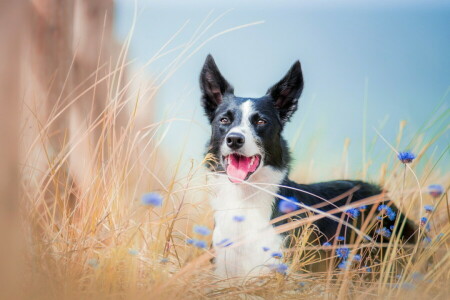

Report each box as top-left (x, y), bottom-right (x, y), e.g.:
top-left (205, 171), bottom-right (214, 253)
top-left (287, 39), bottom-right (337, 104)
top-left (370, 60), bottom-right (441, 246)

top-left (226, 132), bottom-right (245, 149)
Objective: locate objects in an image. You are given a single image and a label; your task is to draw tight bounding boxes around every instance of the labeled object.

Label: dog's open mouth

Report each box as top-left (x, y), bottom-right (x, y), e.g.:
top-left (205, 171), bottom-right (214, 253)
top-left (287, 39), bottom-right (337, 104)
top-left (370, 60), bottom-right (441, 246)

top-left (223, 154), bottom-right (261, 183)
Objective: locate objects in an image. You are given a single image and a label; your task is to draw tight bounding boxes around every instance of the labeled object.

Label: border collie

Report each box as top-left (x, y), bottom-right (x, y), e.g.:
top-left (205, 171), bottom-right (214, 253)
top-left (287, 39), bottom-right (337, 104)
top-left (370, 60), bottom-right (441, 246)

top-left (199, 55), bottom-right (417, 278)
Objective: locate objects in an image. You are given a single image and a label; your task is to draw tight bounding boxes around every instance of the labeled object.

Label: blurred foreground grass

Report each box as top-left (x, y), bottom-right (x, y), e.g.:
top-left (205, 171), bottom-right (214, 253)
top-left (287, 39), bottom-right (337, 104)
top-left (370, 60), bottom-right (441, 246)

top-left (4, 3), bottom-right (449, 299)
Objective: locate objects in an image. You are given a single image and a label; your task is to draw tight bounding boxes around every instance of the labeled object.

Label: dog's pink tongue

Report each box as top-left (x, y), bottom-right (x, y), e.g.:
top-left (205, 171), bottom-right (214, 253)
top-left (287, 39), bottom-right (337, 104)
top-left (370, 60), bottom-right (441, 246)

top-left (227, 155), bottom-right (259, 183)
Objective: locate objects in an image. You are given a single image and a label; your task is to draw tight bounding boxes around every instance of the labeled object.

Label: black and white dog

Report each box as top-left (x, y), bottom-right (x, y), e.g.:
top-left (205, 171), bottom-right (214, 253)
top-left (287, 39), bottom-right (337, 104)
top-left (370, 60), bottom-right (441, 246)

top-left (199, 55), bottom-right (416, 278)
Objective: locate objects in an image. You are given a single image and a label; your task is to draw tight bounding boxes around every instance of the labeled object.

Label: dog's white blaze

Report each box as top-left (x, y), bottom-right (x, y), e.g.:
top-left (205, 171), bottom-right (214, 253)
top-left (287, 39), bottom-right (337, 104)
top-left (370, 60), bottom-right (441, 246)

top-left (221, 100), bottom-right (260, 157)
top-left (210, 166), bottom-right (286, 278)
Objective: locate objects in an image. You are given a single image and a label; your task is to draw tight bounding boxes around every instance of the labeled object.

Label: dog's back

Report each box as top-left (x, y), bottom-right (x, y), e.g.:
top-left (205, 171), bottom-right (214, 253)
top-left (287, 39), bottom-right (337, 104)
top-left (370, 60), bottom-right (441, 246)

top-left (273, 179), bottom-right (417, 243)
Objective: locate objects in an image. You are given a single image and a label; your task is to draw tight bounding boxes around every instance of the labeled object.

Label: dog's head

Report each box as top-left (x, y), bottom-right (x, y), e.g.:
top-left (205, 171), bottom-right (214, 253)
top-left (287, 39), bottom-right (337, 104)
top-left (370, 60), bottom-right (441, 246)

top-left (200, 55), bottom-right (304, 183)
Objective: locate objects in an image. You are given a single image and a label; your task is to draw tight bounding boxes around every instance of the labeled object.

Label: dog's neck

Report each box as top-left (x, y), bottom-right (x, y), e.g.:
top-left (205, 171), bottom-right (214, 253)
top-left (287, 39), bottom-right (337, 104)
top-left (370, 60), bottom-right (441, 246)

top-left (209, 165), bottom-right (286, 278)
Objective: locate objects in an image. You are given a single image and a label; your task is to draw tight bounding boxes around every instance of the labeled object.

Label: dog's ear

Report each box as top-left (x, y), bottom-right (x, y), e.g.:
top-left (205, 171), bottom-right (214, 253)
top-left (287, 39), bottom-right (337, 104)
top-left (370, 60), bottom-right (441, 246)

top-left (266, 61), bottom-right (304, 123)
top-left (200, 54), bottom-right (234, 122)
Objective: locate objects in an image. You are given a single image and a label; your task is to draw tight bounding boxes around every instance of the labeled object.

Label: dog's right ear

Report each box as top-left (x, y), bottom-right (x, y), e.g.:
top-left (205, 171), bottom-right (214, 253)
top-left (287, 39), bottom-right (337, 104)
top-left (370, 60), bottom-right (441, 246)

top-left (200, 54), bottom-right (234, 122)
top-left (266, 61), bottom-right (304, 124)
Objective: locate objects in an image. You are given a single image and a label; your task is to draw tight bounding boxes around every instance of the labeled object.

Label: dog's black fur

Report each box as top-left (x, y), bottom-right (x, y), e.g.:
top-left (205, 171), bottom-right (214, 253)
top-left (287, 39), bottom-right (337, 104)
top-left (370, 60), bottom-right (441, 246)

top-left (200, 54), bottom-right (417, 246)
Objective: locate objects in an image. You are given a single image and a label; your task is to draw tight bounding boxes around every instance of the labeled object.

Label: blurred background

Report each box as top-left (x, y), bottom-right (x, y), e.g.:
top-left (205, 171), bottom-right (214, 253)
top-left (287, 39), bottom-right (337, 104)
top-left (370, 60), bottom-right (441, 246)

top-left (0, 1), bottom-right (449, 298)
top-left (115, 0), bottom-right (450, 180)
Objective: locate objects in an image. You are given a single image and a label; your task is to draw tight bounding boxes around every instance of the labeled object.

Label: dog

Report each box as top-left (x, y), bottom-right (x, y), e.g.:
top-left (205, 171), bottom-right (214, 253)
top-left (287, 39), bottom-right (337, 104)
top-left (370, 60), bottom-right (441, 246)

top-left (199, 55), bottom-right (417, 278)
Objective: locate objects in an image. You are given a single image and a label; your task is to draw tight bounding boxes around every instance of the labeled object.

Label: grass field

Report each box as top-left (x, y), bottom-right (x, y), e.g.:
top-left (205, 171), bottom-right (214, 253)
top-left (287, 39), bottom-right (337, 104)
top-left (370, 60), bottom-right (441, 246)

top-left (16, 17), bottom-right (450, 300)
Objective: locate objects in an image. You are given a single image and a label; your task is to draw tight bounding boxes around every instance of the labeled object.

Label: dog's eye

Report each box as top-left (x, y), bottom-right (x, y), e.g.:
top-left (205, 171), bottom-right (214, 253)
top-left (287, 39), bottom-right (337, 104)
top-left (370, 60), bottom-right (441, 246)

top-left (220, 117), bottom-right (230, 124)
top-left (256, 119), bottom-right (267, 125)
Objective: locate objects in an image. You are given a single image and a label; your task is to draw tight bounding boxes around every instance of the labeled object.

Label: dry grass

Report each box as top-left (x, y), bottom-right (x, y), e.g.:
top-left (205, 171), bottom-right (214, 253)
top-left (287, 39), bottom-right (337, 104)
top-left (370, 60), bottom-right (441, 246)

top-left (15, 14), bottom-right (450, 300)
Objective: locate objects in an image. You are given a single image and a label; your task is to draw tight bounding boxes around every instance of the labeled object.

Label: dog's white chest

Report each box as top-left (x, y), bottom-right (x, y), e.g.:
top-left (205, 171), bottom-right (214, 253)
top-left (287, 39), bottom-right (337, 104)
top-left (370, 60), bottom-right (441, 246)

top-left (210, 169), bottom-right (285, 278)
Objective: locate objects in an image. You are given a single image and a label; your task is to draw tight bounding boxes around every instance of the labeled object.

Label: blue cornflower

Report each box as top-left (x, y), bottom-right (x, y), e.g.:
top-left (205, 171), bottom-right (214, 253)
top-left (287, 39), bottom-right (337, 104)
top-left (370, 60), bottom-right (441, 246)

top-left (87, 258), bottom-right (99, 268)
top-left (338, 260), bottom-right (351, 270)
top-left (346, 208), bottom-right (360, 218)
top-left (424, 205), bottom-right (434, 213)
top-left (232, 215), bottom-right (246, 222)
top-left (428, 184), bottom-right (444, 198)
top-left (262, 246), bottom-right (270, 252)
top-left (377, 216), bottom-right (383, 220)
top-left (216, 238), bottom-right (233, 247)
top-left (423, 236), bottom-right (432, 244)
top-left (397, 151), bottom-right (416, 164)
top-left (323, 242), bottom-right (332, 247)
top-left (194, 225), bottom-right (211, 236)
top-left (420, 217), bottom-right (431, 231)
top-left (376, 227), bottom-right (392, 238)
top-left (337, 236), bottom-right (345, 242)
top-left (223, 241), bottom-right (233, 247)
top-left (267, 264), bottom-right (288, 275)
top-left (271, 251), bottom-right (283, 259)
top-left (194, 240), bottom-right (207, 249)
top-left (277, 263), bottom-right (288, 274)
top-left (359, 205), bottom-right (367, 211)
top-left (141, 192), bottom-right (163, 206)
top-left (278, 197), bottom-right (298, 213)
top-left (390, 225), bottom-right (395, 231)
top-left (420, 217), bottom-right (428, 226)
top-left (411, 272), bottom-right (424, 281)
top-left (436, 233), bottom-right (444, 241)
top-left (378, 204), bottom-right (388, 212)
top-left (268, 263), bottom-right (288, 274)
top-left (378, 205), bottom-right (396, 221)
top-left (395, 282), bottom-right (415, 290)
top-left (352, 254), bottom-right (361, 261)
top-left (128, 249), bottom-right (139, 256)
top-left (387, 210), bottom-right (397, 221)
top-left (186, 238), bottom-right (195, 245)
top-left (160, 258), bottom-right (169, 264)
top-left (365, 266), bottom-right (372, 272)
top-left (336, 247), bottom-right (349, 259)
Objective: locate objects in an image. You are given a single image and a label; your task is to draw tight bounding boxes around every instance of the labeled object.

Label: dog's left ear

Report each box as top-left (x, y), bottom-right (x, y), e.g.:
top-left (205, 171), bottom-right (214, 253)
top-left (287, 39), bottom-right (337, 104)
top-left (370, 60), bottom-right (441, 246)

top-left (200, 54), bottom-right (234, 122)
top-left (266, 61), bottom-right (304, 123)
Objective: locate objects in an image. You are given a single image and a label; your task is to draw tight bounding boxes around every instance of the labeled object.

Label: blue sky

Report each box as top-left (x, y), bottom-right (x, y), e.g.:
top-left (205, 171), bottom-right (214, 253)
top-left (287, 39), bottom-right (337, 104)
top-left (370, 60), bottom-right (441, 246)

top-left (114, 0), bottom-right (449, 180)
